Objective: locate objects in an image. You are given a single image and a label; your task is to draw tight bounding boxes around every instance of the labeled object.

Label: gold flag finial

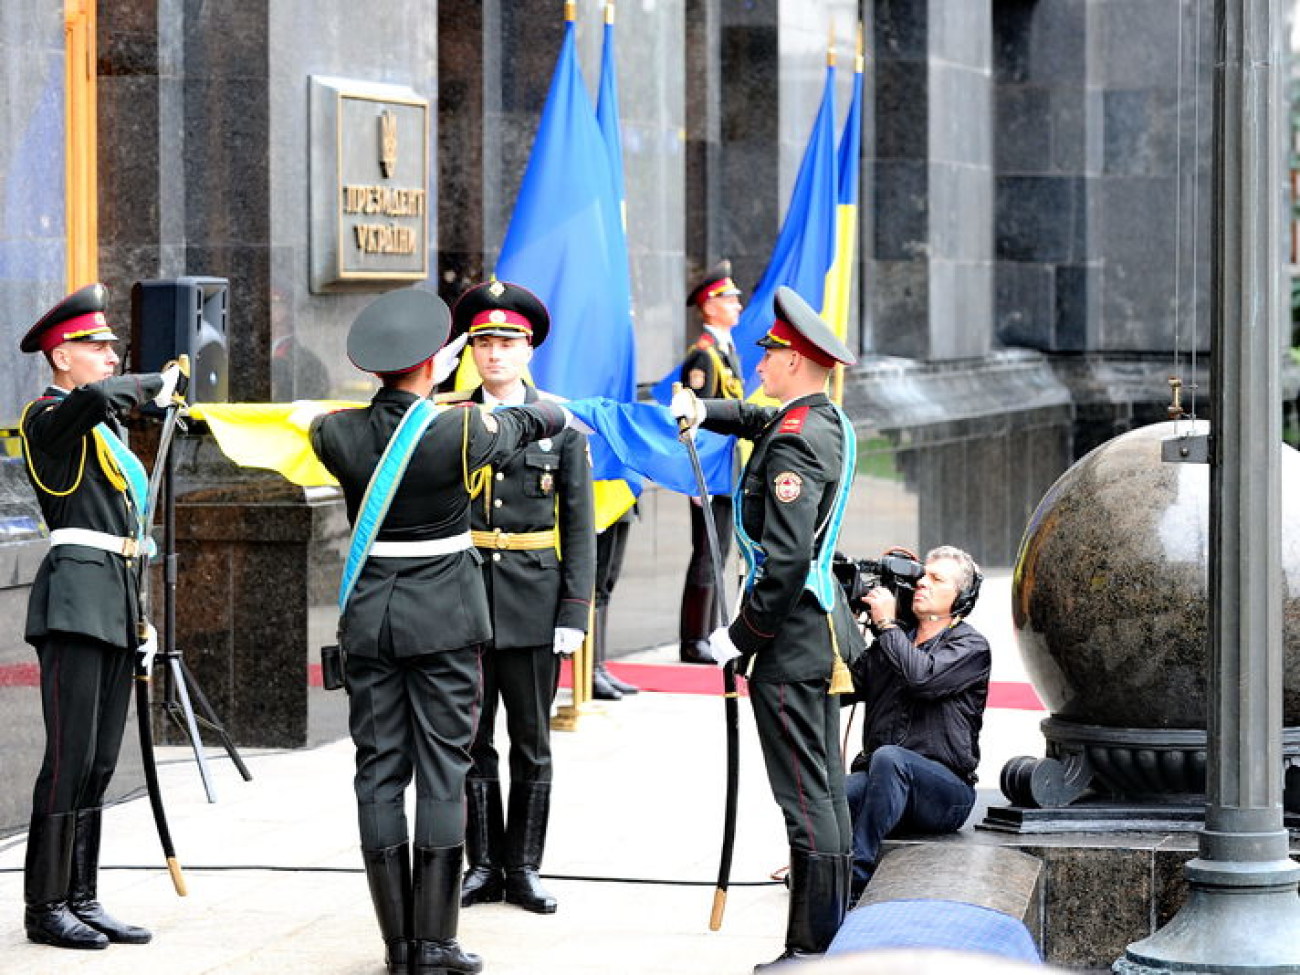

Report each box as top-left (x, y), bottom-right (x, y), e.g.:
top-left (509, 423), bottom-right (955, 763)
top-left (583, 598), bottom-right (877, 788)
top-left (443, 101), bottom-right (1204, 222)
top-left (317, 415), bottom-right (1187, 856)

top-left (606, 1), bottom-right (615, 25)
top-left (856, 22), bottom-right (865, 72)
top-left (565, 1), bottom-right (576, 23)
top-left (827, 19), bottom-right (836, 66)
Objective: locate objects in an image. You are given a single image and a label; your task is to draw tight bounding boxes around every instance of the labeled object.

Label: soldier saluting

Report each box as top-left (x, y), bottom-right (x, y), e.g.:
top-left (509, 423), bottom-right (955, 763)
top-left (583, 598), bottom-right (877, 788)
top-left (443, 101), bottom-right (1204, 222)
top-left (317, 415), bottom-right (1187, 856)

top-left (672, 286), bottom-right (863, 971)
top-left (18, 283), bottom-right (183, 951)
top-left (309, 287), bottom-right (579, 975)
top-left (446, 281), bottom-right (595, 917)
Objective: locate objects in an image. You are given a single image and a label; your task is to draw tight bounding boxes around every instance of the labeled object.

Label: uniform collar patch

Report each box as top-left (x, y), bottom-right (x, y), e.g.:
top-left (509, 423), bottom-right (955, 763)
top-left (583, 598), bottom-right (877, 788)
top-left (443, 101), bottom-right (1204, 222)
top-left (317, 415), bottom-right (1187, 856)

top-left (778, 406), bottom-right (810, 434)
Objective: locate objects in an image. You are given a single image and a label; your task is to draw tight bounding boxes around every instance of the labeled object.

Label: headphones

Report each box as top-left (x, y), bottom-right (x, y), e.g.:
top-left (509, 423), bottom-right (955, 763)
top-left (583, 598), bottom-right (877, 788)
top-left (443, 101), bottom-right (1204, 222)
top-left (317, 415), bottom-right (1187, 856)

top-left (951, 566), bottom-right (983, 620)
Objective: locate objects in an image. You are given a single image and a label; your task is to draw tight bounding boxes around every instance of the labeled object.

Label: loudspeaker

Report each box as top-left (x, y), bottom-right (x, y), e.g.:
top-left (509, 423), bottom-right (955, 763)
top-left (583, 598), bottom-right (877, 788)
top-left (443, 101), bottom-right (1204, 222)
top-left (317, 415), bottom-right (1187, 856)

top-left (131, 276), bottom-right (229, 403)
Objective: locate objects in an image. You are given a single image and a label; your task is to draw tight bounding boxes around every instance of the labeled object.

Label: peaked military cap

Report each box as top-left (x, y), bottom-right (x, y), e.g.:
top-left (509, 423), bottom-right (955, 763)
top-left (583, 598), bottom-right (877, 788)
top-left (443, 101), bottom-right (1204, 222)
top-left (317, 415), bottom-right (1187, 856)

top-left (757, 286), bottom-right (857, 368)
top-left (20, 283), bottom-right (121, 354)
top-left (347, 287), bottom-right (451, 374)
top-left (451, 280), bottom-right (550, 347)
top-left (686, 259), bottom-right (742, 307)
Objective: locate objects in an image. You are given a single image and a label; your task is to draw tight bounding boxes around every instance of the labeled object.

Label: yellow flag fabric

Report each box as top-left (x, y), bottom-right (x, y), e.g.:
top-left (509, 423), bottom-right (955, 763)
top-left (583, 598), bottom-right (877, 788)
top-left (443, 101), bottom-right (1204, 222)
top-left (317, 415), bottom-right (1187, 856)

top-left (192, 400), bottom-right (639, 530)
top-left (189, 401), bottom-right (361, 487)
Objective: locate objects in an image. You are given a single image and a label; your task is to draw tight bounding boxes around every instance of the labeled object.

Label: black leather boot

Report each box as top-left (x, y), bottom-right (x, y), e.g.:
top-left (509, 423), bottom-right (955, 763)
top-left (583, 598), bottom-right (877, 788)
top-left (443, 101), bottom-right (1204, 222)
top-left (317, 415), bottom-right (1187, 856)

top-left (679, 583), bottom-right (716, 664)
top-left (503, 780), bottom-right (557, 914)
top-left (595, 604), bottom-right (638, 695)
top-left (24, 812), bottom-right (109, 950)
top-left (412, 845), bottom-right (483, 974)
top-left (592, 667), bottom-right (624, 701)
top-left (460, 779), bottom-right (505, 907)
top-left (753, 848), bottom-right (847, 972)
top-left (67, 808), bottom-right (151, 945)
top-left (362, 843), bottom-right (411, 974)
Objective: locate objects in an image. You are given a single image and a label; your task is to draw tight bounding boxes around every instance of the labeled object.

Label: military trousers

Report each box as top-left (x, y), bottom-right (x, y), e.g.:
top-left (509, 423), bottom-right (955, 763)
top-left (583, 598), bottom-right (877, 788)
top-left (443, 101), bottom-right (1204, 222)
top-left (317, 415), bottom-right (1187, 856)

top-left (346, 624), bottom-right (482, 851)
top-left (749, 677), bottom-right (851, 855)
top-left (470, 644), bottom-right (560, 785)
top-left (31, 633), bottom-right (135, 816)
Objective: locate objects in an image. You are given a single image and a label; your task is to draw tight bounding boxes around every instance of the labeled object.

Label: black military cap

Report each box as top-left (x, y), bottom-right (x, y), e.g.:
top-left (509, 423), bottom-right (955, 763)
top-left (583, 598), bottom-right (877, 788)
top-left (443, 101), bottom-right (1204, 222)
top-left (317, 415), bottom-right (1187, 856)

top-left (20, 283), bottom-right (121, 354)
top-left (756, 286), bottom-right (857, 368)
top-left (347, 287), bottom-right (451, 374)
top-left (451, 280), bottom-right (550, 348)
top-left (686, 259), bottom-right (742, 307)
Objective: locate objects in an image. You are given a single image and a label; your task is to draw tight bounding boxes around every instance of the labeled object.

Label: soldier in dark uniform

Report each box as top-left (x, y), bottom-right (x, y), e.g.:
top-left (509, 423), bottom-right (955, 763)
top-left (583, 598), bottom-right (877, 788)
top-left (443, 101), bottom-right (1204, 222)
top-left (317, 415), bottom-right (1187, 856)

top-left (446, 281), bottom-right (595, 916)
top-left (677, 259), bottom-right (745, 664)
top-left (672, 286), bottom-right (863, 971)
top-left (17, 283), bottom-right (183, 951)
top-left (310, 287), bottom-right (575, 975)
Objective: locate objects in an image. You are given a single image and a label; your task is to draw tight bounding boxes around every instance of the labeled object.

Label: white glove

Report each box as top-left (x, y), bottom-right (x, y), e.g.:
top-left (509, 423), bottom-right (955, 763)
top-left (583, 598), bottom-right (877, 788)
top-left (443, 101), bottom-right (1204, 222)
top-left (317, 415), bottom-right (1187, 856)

top-left (553, 627), bottom-right (585, 656)
top-left (707, 626), bottom-right (741, 666)
top-left (561, 407), bottom-right (594, 435)
top-left (670, 386), bottom-right (707, 436)
top-left (137, 622), bottom-right (159, 674)
top-left (433, 333), bottom-right (468, 384)
top-left (153, 362), bottom-right (183, 408)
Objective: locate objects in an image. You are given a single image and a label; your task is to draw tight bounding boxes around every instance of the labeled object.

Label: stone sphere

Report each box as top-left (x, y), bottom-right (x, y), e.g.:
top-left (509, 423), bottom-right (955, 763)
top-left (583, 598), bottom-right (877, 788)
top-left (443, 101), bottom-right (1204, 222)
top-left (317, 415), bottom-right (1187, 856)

top-left (1012, 420), bottom-right (1300, 729)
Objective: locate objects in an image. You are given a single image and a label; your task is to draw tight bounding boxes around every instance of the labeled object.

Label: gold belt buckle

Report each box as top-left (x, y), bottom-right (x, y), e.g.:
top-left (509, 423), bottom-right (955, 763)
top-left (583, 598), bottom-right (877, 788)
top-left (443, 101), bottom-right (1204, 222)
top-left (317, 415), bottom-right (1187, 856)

top-left (121, 537), bottom-right (139, 558)
top-left (494, 531), bottom-right (512, 550)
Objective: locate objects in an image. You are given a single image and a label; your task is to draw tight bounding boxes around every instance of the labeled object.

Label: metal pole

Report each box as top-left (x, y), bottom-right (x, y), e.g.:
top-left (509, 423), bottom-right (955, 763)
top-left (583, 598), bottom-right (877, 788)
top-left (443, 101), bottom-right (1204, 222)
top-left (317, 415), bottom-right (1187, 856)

top-left (1115, 1), bottom-right (1300, 969)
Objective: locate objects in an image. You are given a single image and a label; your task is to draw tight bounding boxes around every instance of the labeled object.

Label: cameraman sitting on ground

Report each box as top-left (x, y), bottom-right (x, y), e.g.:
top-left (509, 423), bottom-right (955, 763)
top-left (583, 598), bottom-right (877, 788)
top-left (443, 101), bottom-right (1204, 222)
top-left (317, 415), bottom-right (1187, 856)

top-left (847, 545), bottom-right (991, 901)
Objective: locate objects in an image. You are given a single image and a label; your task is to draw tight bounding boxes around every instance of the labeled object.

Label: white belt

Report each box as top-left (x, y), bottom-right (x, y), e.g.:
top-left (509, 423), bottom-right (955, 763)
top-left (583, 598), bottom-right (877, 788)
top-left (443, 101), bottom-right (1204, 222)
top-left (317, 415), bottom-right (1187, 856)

top-left (48, 528), bottom-right (151, 558)
top-left (369, 532), bottom-right (473, 558)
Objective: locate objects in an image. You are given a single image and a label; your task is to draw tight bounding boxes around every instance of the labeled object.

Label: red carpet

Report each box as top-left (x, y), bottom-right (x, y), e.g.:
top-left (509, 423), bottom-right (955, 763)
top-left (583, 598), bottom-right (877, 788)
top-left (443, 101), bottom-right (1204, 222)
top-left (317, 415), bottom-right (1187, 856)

top-left (8, 660), bottom-right (1042, 710)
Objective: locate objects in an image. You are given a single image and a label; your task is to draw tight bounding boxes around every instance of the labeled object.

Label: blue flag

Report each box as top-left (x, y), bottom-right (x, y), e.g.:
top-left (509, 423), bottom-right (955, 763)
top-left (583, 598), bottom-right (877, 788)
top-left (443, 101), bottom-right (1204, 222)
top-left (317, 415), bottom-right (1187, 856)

top-left (565, 398), bottom-right (735, 497)
top-left (731, 62), bottom-right (841, 387)
top-left (496, 14), bottom-right (636, 407)
top-left (653, 60), bottom-right (841, 403)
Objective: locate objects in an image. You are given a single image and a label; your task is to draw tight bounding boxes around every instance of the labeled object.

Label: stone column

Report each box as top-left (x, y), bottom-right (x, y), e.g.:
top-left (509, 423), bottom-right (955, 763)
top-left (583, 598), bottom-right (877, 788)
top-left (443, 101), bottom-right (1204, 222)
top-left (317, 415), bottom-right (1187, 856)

top-left (868, 0), bottom-right (995, 361)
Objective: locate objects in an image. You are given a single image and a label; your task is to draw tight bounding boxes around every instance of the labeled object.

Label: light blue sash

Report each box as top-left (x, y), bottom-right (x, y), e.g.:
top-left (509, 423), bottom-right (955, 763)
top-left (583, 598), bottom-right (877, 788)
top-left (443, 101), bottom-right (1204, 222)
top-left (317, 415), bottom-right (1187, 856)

top-left (734, 404), bottom-right (856, 611)
top-left (338, 399), bottom-right (443, 613)
top-left (94, 423), bottom-right (152, 550)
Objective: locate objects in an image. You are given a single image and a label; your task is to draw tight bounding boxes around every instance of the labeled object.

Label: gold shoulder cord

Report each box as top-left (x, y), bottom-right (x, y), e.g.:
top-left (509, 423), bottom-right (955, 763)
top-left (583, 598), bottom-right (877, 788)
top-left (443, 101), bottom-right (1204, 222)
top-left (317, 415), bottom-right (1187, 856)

top-left (93, 430), bottom-right (129, 493)
top-left (461, 407), bottom-right (490, 502)
top-left (18, 400), bottom-right (89, 498)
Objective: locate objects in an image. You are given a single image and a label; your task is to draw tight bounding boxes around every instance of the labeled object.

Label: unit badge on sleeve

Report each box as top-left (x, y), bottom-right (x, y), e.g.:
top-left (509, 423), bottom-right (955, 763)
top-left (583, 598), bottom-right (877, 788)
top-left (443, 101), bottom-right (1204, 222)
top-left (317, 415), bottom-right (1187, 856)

top-left (773, 471), bottom-right (802, 503)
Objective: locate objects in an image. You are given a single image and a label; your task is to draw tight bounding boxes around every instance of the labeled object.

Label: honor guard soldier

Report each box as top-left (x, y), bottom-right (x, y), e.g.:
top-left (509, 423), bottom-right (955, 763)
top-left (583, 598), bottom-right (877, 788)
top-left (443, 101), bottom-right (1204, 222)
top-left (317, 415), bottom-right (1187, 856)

top-left (447, 281), bottom-right (596, 916)
top-left (672, 286), bottom-right (864, 970)
top-left (18, 283), bottom-right (184, 951)
top-left (677, 260), bottom-right (744, 664)
top-left (310, 287), bottom-right (577, 975)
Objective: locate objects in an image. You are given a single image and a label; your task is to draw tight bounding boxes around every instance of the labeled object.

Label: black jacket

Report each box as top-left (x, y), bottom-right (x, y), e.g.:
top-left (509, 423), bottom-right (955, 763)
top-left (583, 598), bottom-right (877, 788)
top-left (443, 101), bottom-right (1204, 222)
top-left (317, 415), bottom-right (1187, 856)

top-left (310, 387), bottom-right (567, 658)
top-left (464, 384), bottom-right (595, 648)
top-left (701, 392), bottom-right (864, 682)
top-left (22, 377), bottom-right (164, 650)
top-left (851, 620), bottom-right (991, 782)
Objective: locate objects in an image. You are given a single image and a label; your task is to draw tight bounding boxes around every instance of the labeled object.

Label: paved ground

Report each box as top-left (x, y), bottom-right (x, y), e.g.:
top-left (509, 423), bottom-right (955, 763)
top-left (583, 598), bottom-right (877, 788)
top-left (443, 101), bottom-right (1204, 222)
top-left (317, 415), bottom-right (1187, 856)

top-left (0, 573), bottom-right (1046, 974)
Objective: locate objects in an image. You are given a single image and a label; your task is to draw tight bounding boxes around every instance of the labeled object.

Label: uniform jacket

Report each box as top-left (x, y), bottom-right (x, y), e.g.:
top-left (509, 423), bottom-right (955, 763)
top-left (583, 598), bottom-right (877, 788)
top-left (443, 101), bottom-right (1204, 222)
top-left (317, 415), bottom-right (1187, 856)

top-left (850, 620), bottom-right (991, 782)
top-left (701, 392), bottom-right (864, 682)
top-left (22, 377), bottom-right (164, 650)
top-left (310, 387), bottom-right (567, 658)
top-left (679, 330), bottom-right (743, 400)
top-left (464, 383), bottom-right (595, 648)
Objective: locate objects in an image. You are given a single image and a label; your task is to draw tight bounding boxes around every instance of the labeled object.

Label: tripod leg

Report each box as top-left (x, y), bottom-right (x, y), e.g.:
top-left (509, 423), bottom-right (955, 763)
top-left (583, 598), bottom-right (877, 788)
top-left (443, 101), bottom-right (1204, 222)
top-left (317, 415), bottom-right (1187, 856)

top-left (177, 658), bottom-right (252, 782)
top-left (167, 654), bottom-right (218, 803)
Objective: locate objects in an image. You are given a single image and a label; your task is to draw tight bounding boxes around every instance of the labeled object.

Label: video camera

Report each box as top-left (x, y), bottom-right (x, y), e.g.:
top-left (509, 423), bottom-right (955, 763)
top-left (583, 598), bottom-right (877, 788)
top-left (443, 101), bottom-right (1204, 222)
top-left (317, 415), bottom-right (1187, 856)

top-left (832, 547), bottom-right (925, 629)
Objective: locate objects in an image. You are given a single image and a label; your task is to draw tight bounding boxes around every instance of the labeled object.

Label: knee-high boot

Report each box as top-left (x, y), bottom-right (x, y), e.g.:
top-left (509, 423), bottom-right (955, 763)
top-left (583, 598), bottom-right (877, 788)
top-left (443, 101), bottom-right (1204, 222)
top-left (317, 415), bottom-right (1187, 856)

top-left (412, 845), bottom-right (482, 975)
top-left (753, 848), bottom-right (847, 971)
top-left (24, 812), bottom-right (108, 950)
top-left (503, 780), bottom-right (557, 914)
top-left (362, 843), bottom-right (411, 974)
top-left (594, 603), bottom-right (638, 696)
top-left (679, 583), bottom-right (716, 664)
top-left (460, 778), bottom-right (504, 907)
top-left (68, 808), bottom-right (151, 944)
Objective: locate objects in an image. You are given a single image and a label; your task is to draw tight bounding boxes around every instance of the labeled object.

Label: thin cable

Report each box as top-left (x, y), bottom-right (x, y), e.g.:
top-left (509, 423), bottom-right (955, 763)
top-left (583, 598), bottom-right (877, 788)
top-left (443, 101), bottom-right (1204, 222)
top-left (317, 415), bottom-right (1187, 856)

top-left (1173, 0), bottom-right (1186, 429)
top-left (1188, 0), bottom-right (1204, 422)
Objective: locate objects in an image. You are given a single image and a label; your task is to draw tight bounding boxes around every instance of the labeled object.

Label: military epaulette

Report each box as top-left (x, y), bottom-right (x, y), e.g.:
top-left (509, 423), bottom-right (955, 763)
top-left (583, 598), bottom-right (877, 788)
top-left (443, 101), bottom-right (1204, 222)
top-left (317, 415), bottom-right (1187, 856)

top-left (434, 389), bottom-right (474, 405)
top-left (777, 406), bottom-right (810, 435)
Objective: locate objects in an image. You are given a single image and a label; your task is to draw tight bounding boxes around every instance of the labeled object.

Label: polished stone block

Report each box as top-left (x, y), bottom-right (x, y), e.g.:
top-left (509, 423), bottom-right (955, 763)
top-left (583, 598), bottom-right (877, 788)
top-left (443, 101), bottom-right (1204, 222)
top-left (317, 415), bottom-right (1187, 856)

top-left (864, 844), bottom-right (1042, 923)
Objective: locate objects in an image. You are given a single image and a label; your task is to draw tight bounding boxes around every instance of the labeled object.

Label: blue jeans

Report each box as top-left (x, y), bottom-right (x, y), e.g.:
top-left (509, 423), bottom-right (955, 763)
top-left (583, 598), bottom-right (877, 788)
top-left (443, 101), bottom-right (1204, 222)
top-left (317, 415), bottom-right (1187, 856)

top-left (845, 745), bottom-right (976, 892)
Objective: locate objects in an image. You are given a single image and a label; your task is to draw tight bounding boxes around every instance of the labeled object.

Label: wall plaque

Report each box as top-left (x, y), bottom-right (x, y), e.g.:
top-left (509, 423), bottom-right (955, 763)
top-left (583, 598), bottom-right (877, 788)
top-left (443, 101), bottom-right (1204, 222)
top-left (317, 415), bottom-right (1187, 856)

top-left (309, 76), bottom-right (430, 292)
